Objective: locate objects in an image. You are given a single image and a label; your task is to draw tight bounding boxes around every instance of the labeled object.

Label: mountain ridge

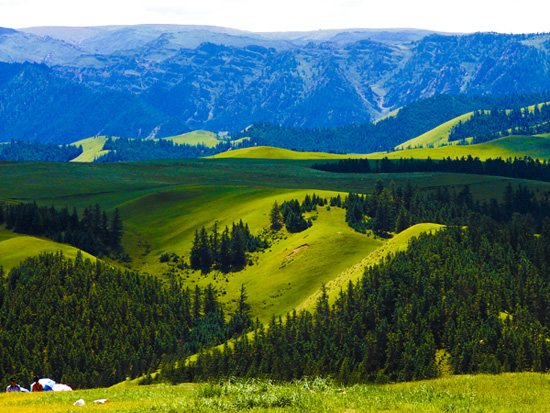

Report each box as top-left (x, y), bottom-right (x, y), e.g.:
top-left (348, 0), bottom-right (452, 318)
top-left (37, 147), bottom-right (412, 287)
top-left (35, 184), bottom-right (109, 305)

top-left (3, 26), bottom-right (550, 142)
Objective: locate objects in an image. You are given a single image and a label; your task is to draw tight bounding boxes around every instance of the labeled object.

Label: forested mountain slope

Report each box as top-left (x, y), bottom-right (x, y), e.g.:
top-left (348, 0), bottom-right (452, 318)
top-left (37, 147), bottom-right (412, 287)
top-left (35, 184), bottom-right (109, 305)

top-left (3, 27), bottom-right (550, 142)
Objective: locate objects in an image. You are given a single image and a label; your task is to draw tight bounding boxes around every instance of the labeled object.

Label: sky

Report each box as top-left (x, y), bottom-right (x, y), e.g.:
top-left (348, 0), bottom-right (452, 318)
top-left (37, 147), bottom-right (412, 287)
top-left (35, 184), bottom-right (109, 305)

top-left (0, 0), bottom-right (547, 34)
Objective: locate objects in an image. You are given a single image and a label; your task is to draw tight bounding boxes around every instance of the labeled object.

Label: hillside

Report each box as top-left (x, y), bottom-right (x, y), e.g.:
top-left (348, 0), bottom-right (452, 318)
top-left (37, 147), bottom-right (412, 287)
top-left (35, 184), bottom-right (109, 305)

top-left (116, 187), bottom-right (383, 321)
top-left (210, 146), bottom-right (355, 160)
top-left (70, 136), bottom-right (109, 162)
top-left (369, 135), bottom-right (550, 161)
top-left (3, 155), bottom-right (550, 389)
top-left (165, 130), bottom-right (222, 147)
top-left (0, 227), bottom-right (96, 272)
top-left (395, 112), bottom-right (474, 150)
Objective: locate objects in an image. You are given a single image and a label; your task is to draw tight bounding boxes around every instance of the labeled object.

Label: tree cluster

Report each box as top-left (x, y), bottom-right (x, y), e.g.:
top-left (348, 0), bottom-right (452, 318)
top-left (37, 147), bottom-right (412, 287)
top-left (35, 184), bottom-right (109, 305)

top-left (449, 103), bottom-right (550, 143)
top-left (0, 140), bottom-right (83, 162)
top-left (0, 253), bottom-right (251, 389)
top-left (338, 180), bottom-right (550, 237)
top-left (313, 156), bottom-right (550, 184)
top-left (189, 221), bottom-right (268, 274)
top-left (1, 202), bottom-right (123, 257)
top-left (163, 209), bottom-right (550, 384)
top-left (272, 195), bottom-right (325, 233)
top-left (232, 93), bottom-right (550, 154)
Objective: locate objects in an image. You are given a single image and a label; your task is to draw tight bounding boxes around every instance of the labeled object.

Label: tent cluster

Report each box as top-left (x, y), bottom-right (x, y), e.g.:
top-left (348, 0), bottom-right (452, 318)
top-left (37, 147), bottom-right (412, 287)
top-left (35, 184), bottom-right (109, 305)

top-left (38, 378), bottom-right (73, 392)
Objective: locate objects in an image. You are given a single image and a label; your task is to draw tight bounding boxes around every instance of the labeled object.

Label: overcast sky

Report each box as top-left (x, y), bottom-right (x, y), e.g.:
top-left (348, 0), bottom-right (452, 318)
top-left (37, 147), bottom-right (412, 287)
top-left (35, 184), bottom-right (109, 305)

top-left (0, 0), bottom-right (547, 34)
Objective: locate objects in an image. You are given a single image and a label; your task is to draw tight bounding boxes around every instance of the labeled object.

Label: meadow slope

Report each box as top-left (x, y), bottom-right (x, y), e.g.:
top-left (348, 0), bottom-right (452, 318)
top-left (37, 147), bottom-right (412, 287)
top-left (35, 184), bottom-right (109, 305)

top-left (2, 158), bottom-right (550, 321)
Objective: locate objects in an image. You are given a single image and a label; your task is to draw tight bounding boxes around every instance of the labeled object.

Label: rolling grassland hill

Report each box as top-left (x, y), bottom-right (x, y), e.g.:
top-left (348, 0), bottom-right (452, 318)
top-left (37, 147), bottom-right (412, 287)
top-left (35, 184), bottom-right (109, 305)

top-left (3, 153), bottom-right (550, 396)
top-left (0, 227), bottom-right (96, 272)
top-left (0, 157), bottom-right (541, 293)
top-left (368, 135), bottom-right (550, 161)
top-left (2, 157), bottom-right (550, 319)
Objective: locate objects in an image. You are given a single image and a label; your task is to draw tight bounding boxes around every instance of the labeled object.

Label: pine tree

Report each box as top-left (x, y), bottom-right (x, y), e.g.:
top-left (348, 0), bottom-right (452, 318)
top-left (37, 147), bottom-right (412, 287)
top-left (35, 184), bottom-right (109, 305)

top-left (230, 224), bottom-right (247, 269)
top-left (110, 208), bottom-right (123, 250)
top-left (270, 201), bottom-right (284, 231)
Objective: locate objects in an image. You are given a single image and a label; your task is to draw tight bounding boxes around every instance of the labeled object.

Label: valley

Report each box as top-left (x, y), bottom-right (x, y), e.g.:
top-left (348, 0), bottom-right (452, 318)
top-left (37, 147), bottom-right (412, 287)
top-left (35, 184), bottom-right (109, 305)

top-left (3, 21), bottom-right (550, 412)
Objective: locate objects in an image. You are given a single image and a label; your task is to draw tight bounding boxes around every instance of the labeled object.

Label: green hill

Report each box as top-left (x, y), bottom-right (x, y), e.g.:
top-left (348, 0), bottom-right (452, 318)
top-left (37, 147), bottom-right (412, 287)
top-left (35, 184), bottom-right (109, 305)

top-left (0, 227), bottom-right (96, 272)
top-left (117, 187), bottom-right (382, 321)
top-left (395, 112), bottom-right (474, 150)
top-left (210, 146), bottom-right (356, 160)
top-left (70, 136), bottom-right (110, 162)
top-left (3, 154), bottom-right (550, 390)
top-left (369, 135), bottom-right (550, 161)
top-left (163, 130), bottom-right (222, 147)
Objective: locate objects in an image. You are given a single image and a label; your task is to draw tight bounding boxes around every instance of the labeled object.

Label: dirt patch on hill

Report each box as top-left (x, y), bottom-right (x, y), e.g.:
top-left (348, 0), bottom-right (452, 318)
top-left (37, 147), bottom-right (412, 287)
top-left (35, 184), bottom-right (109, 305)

top-left (287, 244), bottom-right (309, 259)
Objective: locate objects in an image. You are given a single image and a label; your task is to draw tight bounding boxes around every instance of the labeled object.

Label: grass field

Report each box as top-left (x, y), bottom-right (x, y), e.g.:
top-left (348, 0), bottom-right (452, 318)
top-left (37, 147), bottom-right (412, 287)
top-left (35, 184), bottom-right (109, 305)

top-left (1, 373), bottom-right (549, 412)
top-left (118, 187), bottom-right (383, 321)
top-left (2, 157), bottom-right (550, 320)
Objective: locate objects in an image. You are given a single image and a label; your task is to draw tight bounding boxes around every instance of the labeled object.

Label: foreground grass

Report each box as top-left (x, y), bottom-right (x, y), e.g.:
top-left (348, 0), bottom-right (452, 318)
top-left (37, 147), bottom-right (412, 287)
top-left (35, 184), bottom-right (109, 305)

top-left (2, 374), bottom-right (549, 412)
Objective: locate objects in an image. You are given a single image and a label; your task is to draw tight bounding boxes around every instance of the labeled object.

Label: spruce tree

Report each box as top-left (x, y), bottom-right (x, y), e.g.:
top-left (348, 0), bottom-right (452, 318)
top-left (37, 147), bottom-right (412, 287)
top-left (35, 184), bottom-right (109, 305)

top-left (270, 201), bottom-right (284, 231)
top-left (110, 208), bottom-right (123, 250)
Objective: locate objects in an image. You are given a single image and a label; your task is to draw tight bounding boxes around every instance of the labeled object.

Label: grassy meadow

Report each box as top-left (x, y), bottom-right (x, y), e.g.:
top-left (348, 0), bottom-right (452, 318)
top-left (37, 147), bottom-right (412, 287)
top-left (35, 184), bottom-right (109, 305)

top-left (1, 373), bottom-right (550, 412)
top-left (3, 139), bottom-right (550, 411)
top-left (2, 157), bottom-right (550, 319)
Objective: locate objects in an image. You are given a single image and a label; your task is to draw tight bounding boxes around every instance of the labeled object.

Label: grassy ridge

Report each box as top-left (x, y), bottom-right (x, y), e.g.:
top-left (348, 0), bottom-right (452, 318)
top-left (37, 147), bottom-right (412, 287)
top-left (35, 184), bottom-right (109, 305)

top-left (296, 223), bottom-right (444, 311)
top-left (1, 373), bottom-right (550, 412)
top-left (119, 187), bottom-right (382, 321)
top-left (210, 146), bottom-right (356, 160)
top-left (71, 136), bottom-right (110, 162)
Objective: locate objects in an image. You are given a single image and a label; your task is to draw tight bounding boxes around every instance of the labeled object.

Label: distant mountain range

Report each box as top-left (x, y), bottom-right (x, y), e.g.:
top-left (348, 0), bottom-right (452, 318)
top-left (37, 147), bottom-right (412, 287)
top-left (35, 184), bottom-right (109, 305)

top-left (2, 25), bottom-right (550, 143)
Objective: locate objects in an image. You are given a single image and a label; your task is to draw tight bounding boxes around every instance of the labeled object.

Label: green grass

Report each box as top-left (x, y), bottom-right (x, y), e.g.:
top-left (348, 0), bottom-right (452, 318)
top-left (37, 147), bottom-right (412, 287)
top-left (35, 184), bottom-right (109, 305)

top-left (118, 187), bottom-right (382, 321)
top-left (162, 130), bottom-right (221, 147)
top-left (2, 374), bottom-right (550, 412)
top-left (71, 136), bottom-right (110, 162)
top-left (297, 223), bottom-right (444, 311)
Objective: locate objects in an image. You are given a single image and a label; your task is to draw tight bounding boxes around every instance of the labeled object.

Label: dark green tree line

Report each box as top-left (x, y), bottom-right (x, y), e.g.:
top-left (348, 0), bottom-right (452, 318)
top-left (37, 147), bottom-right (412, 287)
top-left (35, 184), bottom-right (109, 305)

top-left (1, 202), bottom-right (123, 256)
